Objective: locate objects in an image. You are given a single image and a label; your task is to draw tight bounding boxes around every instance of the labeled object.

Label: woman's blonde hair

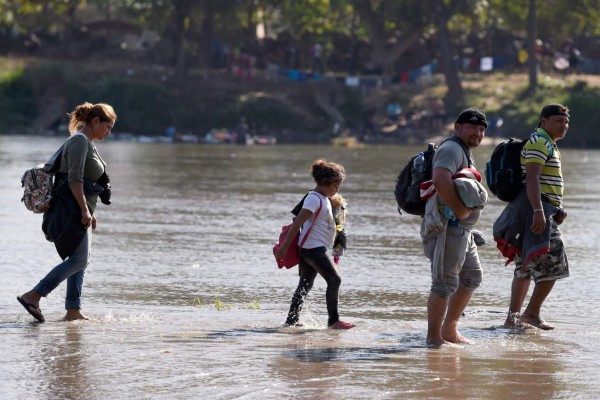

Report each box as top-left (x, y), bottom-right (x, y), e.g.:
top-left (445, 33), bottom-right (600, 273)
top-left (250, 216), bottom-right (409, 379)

top-left (67, 102), bottom-right (117, 134)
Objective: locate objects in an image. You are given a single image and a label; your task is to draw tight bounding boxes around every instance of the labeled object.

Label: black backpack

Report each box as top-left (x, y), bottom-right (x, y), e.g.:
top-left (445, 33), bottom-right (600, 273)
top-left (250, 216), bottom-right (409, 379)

top-left (485, 133), bottom-right (553, 202)
top-left (394, 137), bottom-right (470, 216)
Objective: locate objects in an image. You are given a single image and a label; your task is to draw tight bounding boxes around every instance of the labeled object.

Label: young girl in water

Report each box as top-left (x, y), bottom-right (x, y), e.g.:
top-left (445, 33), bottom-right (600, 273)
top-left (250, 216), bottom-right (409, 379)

top-left (274, 159), bottom-right (355, 329)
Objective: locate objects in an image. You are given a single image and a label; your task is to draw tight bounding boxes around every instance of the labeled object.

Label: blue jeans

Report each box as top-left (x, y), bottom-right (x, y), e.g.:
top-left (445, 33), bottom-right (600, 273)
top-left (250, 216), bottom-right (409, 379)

top-left (34, 229), bottom-right (91, 310)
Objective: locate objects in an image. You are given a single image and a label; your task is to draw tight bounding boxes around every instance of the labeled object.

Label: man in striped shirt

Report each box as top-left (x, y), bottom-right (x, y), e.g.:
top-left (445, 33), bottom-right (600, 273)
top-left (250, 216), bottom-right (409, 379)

top-left (504, 104), bottom-right (570, 330)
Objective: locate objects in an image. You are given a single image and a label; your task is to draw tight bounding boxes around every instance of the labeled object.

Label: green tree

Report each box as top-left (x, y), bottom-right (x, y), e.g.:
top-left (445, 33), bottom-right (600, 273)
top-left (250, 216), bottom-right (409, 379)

top-left (527, 0), bottom-right (537, 93)
top-left (434, 0), bottom-right (463, 103)
top-left (0, 0), bottom-right (77, 36)
top-left (350, 0), bottom-right (430, 74)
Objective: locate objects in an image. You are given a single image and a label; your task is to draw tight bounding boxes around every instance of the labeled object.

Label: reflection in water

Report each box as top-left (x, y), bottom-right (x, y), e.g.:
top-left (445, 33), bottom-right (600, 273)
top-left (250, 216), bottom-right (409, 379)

top-left (423, 342), bottom-right (562, 399)
top-left (273, 344), bottom-right (351, 398)
top-left (424, 350), bottom-right (468, 399)
top-left (487, 351), bottom-right (560, 399)
top-left (283, 345), bottom-right (405, 363)
top-left (41, 324), bottom-right (92, 399)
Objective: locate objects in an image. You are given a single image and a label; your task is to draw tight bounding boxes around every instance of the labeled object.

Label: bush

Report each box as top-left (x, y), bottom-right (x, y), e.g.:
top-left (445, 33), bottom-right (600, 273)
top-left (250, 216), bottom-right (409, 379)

top-left (564, 87), bottom-right (600, 147)
top-left (338, 87), bottom-right (363, 128)
top-left (0, 68), bottom-right (36, 130)
top-left (87, 76), bottom-right (174, 134)
top-left (237, 96), bottom-right (302, 130)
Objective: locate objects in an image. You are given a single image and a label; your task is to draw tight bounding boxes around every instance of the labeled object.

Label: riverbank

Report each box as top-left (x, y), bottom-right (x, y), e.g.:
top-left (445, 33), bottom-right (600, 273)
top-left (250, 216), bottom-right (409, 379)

top-left (1, 56), bottom-right (599, 147)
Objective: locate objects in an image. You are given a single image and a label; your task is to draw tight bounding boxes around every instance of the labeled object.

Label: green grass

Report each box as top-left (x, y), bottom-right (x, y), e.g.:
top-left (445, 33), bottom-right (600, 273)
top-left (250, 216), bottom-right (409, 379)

top-left (193, 296), bottom-right (260, 311)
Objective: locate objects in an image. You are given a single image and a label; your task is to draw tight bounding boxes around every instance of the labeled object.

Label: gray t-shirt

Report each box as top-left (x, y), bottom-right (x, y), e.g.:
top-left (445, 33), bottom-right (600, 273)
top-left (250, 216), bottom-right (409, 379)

top-left (432, 138), bottom-right (480, 227)
top-left (59, 133), bottom-right (106, 186)
top-left (58, 133), bottom-right (106, 212)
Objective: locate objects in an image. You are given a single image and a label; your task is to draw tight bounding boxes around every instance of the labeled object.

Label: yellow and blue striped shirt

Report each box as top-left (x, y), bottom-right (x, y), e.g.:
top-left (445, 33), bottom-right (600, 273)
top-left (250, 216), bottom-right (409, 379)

top-left (520, 128), bottom-right (563, 206)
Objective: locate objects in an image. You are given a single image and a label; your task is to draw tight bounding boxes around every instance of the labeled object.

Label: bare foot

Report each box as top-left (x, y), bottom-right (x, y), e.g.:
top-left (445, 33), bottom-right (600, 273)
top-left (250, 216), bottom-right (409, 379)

top-left (17, 294), bottom-right (45, 323)
top-left (426, 337), bottom-right (453, 348)
top-left (503, 312), bottom-right (531, 328)
top-left (63, 310), bottom-right (89, 321)
top-left (443, 332), bottom-right (474, 345)
top-left (442, 321), bottom-right (474, 344)
top-left (520, 314), bottom-right (554, 330)
top-left (19, 291), bottom-right (41, 310)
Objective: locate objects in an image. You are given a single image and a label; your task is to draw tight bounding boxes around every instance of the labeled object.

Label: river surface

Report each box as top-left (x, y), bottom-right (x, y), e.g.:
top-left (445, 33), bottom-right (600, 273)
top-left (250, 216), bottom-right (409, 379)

top-left (1, 135), bottom-right (599, 399)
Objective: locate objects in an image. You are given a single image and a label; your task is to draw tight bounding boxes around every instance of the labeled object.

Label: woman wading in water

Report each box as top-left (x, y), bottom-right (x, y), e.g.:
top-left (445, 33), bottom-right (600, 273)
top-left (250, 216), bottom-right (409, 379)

top-left (17, 102), bottom-right (115, 322)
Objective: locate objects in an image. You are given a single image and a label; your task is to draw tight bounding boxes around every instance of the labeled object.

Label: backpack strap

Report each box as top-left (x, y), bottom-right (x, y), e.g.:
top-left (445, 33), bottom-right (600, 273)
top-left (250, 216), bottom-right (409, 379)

top-left (291, 192), bottom-right (309, 216)
top-left (298, 193), bottom-right (323, 251)
top-left (443, 136), bottom-right (473, 167)
top-left (43, 143), bottom-right (65, 173)
top-left (531, 131), bottom-right (555, 162)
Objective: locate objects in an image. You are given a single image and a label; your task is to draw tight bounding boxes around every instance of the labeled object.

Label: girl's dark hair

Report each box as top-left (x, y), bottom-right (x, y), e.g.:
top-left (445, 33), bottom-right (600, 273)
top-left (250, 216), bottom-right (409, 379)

top-left (68, 102), bottom-right (117, 134)
top-left (311, 159), bottom-right (345, 185)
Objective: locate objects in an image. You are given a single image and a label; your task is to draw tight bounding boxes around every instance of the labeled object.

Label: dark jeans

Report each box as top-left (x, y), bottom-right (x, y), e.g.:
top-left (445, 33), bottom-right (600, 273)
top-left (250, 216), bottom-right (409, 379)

top-left (285, 246), bottom-right (341, 326)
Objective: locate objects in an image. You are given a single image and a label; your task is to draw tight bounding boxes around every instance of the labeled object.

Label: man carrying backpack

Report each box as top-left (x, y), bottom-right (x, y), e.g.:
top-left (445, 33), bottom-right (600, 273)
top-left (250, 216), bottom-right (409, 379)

top-left (423, 107), bottom-right (488, 347)
top-left (496, 104), bottom-right (570, 330)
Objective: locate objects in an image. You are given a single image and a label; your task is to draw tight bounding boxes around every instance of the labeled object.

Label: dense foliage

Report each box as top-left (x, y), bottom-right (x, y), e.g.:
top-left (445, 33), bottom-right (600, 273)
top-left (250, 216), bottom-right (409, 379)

top-left (2, 1), bottom-right (600, 72)
top-left (1, 1), bottom-right (600, 145)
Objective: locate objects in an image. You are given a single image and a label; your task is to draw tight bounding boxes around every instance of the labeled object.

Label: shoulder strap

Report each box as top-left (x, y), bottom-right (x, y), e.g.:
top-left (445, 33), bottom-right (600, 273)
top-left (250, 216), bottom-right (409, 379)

top-left (298, 194), bottom-right (323, 251)
top-left (43, 143), bottom-right (65, 172)
top-left (291, 192), bottom-right (310, 216)
top-left (443, 136), bottom-right (473, 167)
top-left (531, 131), bottom-right (555, 161)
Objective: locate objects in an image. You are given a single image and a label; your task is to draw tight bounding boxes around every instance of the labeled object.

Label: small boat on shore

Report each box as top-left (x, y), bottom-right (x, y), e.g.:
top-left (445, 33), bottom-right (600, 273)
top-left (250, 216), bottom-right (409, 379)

top-left (331, 136), bottom-right (364, 148)
top-left (252, 135), bottom-right (277, 145)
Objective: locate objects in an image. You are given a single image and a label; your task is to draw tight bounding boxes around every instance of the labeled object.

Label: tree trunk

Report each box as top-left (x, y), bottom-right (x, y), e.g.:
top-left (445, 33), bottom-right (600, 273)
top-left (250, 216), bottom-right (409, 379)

top-left (353, 0), bottom-right (426, 74)
top-left (383, 28), bottom-right (425, 74)
top-left (172, 0), bottom-right (192, 75)
top-left (243, 2), bottom-right (258, 48)
top-left (198, 0), bottom-right (215, 68)
top-left (527, 0), bottom-right (538, 93)
top-left (434, 0), bottom-right (463, 103)
top-left (353, 0), bottom-right (387, 73)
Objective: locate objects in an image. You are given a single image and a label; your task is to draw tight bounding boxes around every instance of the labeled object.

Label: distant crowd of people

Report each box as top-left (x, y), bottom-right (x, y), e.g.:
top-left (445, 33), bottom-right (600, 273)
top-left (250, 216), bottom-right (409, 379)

top-left (347, 96), bottom-right (448, 142)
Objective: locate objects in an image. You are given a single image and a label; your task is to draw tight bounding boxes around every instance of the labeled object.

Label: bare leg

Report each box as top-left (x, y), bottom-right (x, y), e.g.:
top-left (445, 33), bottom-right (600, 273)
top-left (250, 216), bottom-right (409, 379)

top-left (521, 280), bottom-right (556, 330)
top-left (442, 287), bottom-right (474, 344)
top-left (503, 277), bottom-right (531, 327)
top-left (427, 292), bottom-right (451, 348)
